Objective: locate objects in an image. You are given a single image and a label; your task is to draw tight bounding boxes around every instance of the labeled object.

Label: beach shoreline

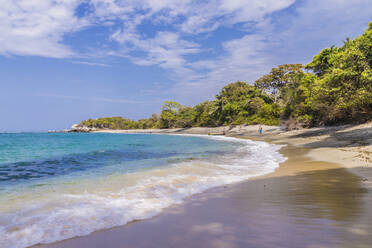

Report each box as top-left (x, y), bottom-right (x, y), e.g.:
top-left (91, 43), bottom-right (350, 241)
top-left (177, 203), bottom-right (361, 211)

top-left (36, 123), bottom-right (372, 248)
top-left (93, 122), bottom-right (372, 181)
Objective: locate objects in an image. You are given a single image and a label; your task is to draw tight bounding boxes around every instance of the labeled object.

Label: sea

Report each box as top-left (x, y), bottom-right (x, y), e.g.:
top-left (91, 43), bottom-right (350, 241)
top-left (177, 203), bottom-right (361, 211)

top-left (0, 132), bottom-right (286, 248)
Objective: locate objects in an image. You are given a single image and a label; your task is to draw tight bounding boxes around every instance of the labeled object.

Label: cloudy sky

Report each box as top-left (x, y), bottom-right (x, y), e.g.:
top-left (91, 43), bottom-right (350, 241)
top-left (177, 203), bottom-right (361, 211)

top-left (1, 0), bottom-right (371, 131)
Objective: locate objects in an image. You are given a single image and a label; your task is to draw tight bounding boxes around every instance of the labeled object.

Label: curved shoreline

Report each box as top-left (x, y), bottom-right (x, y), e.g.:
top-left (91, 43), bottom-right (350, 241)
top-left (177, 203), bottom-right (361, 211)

top-left (3, 134), bottom-right (284, 248)
top-left (35, 123), bottom-right (372, 248)
top-left (93, 122), bottom-right (372, 180)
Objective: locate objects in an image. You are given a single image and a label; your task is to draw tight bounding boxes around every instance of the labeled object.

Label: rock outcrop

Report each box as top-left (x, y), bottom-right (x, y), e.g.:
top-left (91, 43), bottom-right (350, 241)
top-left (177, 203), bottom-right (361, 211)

top-left (69, 124), bottom-right (97, 133)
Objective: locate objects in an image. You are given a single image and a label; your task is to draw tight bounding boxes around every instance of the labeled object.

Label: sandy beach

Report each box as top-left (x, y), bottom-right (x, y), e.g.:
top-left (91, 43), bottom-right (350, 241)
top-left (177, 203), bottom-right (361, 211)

top-left (94, 122), bottom-right (372, 180)
top-left (37, 122), bottom-right (372, 248)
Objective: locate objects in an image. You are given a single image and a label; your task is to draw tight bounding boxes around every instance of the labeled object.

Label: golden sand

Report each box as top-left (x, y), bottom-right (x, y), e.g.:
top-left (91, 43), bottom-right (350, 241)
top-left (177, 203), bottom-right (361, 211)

top-left (37, 123), bottom-right (372, 248)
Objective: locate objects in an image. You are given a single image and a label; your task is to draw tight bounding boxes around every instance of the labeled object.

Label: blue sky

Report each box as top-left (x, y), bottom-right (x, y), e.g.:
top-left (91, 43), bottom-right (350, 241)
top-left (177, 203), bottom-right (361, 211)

top-left (1, 0), bottom-right (371, 132)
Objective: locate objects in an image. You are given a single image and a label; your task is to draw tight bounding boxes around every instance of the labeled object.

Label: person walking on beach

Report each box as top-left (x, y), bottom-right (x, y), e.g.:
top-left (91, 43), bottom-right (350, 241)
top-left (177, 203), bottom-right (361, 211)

top-left (258, 125), bottom-right (263, 135)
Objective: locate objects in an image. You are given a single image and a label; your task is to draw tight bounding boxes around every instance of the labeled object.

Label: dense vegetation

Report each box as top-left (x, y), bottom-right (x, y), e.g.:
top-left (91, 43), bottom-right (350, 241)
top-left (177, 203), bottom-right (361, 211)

top-left (80, 23), bottom-right (372, 130)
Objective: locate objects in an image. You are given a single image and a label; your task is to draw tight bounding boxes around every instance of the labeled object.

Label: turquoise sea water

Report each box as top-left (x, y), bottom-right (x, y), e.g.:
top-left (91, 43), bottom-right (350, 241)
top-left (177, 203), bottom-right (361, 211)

top-left (0, 133), bottom-right (285, 248)
top-left (0, 133), bottom-right (236, 188)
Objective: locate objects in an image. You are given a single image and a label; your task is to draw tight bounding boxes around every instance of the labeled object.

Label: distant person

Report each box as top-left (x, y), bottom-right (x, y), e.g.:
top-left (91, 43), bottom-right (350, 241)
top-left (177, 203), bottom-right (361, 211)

top-left (258, 125), bottom-right (263, 135)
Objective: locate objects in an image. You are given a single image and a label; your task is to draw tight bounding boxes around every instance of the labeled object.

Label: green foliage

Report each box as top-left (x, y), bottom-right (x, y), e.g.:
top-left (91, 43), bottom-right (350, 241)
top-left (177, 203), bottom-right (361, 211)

top-left (79, 23), bottom-right (371, 129)
top-left (193, 101), bottom-right (220, 127)
top-left (303, 22), bottom-right (372, 125)
top-left (136, 114), bottom-right (160, 129)
top-left (214, 81), bottom-right (279, 125)
top-left (79, 82), bottom-right (279, 129)
top-left (80, 117), bottom-right (138, 129)
top-left (254, 64), bottom-right (304, 102)
top-left (305, 47), bottom-right (337, 76)
top-left (176, 106), bottom-right (197, 128)
top-left (159, 101), bottom-right (182, 128)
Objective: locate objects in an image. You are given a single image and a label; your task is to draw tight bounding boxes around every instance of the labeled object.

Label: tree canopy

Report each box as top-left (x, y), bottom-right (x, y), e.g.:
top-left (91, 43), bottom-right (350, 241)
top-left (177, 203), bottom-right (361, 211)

top-left (79, 22), bottom-right (371, 130)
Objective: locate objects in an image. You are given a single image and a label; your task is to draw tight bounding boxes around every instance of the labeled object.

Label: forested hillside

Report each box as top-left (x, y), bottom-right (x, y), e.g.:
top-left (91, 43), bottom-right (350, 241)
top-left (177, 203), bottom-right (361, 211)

top-left (79, 22), bottom-right (372, 130)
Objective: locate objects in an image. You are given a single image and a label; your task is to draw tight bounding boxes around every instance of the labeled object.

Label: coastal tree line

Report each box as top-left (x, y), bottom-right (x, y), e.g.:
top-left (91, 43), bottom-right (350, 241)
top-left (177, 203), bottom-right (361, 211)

top-left (80, 22), bottom-right (372, 130)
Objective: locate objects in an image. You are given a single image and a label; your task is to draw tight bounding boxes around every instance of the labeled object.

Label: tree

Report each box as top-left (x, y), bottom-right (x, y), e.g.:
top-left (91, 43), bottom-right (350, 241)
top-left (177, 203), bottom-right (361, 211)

top-left (305, 47), bottom-right (337, 76)
top-left (78, 23), bottom-right (372, 129)
top-left (254, 64), bottom-right (304, 102)
top-left (194, 101), bottom-right (220, 127)
top-left (159, 101), bottom-right (182, 128)
top-left (214, 81), bottom-right (280, 125)
top-left (176, 106), bottom-right (197, 128)
top-left (305, 21), bottom-right (372, 125)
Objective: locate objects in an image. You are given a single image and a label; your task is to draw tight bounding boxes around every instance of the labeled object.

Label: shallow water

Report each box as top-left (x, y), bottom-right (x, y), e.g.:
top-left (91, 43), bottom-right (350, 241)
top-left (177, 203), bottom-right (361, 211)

top-left (37, 146), bottom-right (372, 248)
top-left (0, 133), bottom-right (285, 248)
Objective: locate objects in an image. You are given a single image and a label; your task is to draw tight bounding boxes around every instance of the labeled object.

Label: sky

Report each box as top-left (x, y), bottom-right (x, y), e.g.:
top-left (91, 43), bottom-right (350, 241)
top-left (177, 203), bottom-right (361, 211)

top-left (0, 0), bottom-right (371, 132)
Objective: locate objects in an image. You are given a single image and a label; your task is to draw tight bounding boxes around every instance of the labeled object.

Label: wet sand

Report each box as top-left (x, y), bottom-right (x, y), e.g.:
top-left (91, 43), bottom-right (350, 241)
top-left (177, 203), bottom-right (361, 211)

top-left (37, 142), bottom-right (372, 248)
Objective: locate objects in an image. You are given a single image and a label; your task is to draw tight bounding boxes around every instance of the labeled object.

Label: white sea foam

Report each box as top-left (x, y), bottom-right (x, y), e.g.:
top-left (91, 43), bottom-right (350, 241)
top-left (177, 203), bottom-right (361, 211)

top-left (0, 136), bottom-right (286, 248)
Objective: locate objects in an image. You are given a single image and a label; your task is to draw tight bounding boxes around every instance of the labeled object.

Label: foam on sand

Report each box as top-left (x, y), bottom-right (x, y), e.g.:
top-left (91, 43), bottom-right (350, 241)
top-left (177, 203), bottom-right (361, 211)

top-left (0, 136), bottom-right (286, 248)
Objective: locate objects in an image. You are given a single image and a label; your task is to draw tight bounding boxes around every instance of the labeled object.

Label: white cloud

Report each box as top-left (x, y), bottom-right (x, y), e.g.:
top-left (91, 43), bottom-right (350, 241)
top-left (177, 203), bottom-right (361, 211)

top-left (175, 0), bottom-right (296, 34)
top-left (0, 0), bottom-right (89, 58)
top-left (70, 60), bottom-right (111, 67)
top-left (1, 0), bottom-right (371, 107)
top-left (101, 0), bottom-right (296, 86)
top-left (0, 0), bottom-right (295, 59)
top-left (161, 0), bottom-right (372, 104)
top-left (219, 0), bottom-right (296, 23)
top-left (168, 33), bottom-right (275, 103)
top-left (114, 31), bottom-right (200, 70)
